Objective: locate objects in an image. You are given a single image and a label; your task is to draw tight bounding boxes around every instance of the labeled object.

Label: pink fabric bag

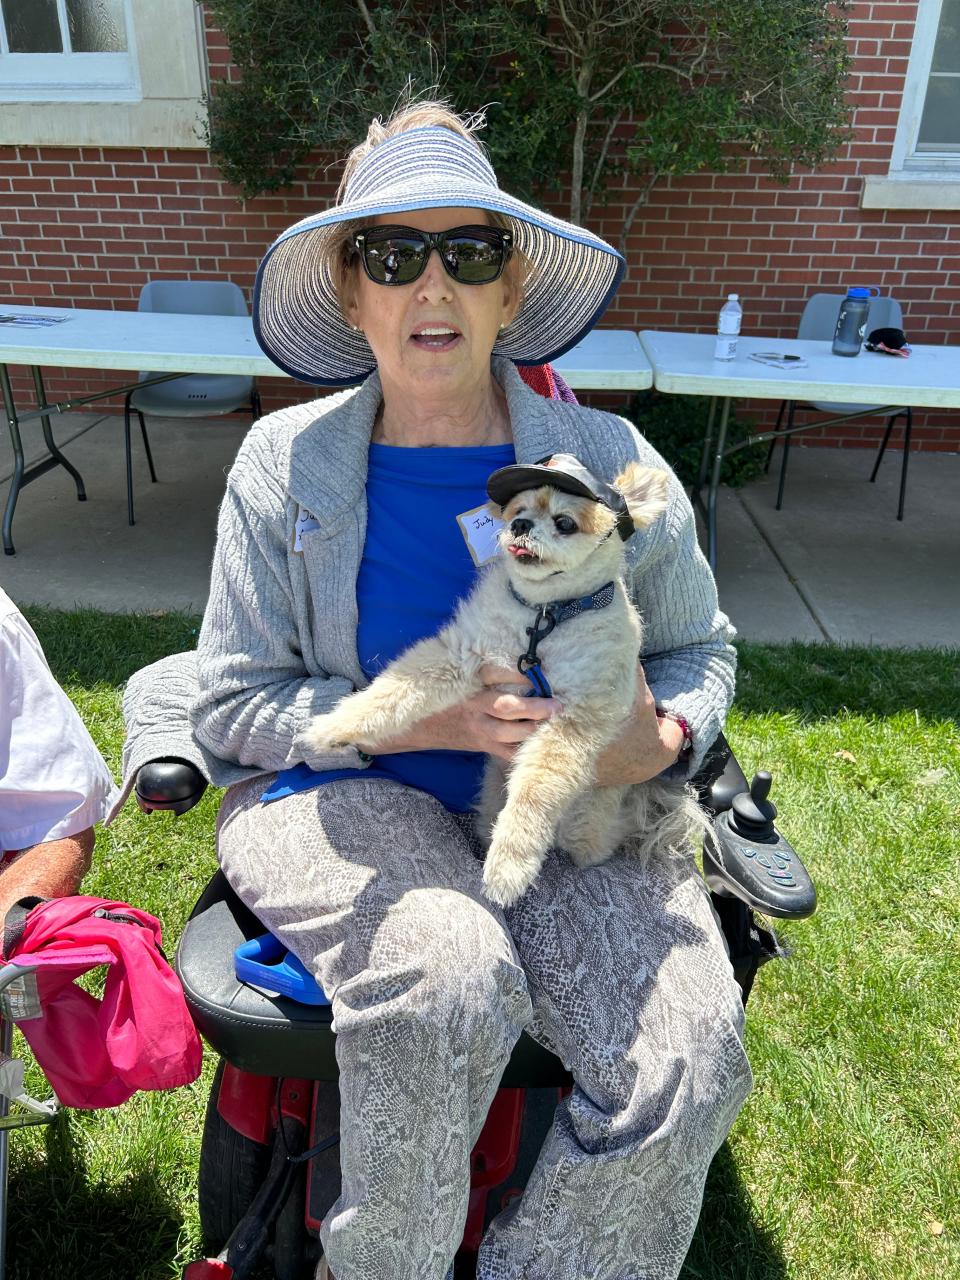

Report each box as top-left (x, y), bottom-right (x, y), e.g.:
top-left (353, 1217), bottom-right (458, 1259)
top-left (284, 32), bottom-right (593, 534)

top-left (1, 895), bottom-right (202, 1109)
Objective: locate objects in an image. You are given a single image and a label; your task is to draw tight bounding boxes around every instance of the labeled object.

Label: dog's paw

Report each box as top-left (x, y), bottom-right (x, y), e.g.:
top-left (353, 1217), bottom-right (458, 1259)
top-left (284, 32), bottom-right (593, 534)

top-left (482, 833), bottom-right (547, 908)
top-left (301, 711), bottom-right (360, 753)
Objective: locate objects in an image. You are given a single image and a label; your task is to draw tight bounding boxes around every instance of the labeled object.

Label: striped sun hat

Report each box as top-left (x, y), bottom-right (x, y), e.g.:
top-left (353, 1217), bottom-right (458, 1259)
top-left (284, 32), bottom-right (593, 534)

top-left (253, 125), bottom-right (625, 387)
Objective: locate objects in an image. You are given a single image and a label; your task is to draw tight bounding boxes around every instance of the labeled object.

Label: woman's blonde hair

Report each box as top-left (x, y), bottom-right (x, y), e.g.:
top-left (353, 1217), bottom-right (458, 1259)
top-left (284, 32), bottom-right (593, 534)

top-left (327, 98), bottom-right (522, 315)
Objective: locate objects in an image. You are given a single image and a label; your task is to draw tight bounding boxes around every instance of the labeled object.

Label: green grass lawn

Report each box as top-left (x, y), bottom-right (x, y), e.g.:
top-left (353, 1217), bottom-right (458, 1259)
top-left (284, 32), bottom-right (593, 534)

top-left (8, 610), bottom-right (960, 1280)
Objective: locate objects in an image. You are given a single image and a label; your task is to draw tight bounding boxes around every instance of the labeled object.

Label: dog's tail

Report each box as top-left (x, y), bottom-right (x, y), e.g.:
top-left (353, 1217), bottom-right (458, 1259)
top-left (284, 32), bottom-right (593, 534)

top-left (621, 779), bottom-right (715, 863)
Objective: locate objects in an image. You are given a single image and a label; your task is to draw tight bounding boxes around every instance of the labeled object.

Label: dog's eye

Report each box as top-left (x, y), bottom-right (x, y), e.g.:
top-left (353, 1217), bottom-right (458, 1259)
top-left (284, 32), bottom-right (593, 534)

top-left (553, 515), bottom-right (578, 535)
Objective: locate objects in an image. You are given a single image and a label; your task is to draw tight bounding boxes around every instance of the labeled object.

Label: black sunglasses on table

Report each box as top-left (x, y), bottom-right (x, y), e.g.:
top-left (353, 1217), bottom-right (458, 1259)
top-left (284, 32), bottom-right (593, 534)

top-left (353, 224), bottom-right (513, 286)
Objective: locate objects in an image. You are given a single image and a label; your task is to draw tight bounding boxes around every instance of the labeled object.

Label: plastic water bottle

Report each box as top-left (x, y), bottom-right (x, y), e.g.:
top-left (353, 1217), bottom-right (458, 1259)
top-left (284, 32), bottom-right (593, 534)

top-left (832, 287), bottom-right (871, 356)
top-left (714, 294), bottom-right (742, 361)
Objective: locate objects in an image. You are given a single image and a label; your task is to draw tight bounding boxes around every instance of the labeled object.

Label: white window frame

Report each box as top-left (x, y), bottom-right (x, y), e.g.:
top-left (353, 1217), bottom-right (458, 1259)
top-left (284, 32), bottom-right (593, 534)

top-left (0, 0), bottom-right (140, 101)
top-left (863, 0), bottom-right (960, 208)
top-left (0, 0), bottom-right (207, 148)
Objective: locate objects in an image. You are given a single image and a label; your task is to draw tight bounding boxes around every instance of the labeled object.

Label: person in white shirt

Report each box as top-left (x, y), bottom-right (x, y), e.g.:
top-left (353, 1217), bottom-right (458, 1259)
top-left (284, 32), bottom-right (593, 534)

top-left (0, 587), bottom-right (118, 922)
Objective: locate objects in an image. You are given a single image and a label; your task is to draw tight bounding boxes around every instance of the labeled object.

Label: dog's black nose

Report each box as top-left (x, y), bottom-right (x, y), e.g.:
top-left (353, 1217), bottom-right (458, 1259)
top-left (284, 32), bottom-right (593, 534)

top-left (511, 517), bottom-right (533, 536)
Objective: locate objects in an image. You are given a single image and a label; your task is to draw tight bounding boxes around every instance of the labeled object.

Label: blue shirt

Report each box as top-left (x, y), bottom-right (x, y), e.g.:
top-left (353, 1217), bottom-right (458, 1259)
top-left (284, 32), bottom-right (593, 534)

top-left (263, 441), bottom-right (515, 812)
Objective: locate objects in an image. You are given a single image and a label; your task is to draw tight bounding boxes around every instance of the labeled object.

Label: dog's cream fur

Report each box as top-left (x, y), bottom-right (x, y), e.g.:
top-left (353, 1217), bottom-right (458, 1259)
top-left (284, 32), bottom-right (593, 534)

top-left (302, 462), bottom-right (708, 906)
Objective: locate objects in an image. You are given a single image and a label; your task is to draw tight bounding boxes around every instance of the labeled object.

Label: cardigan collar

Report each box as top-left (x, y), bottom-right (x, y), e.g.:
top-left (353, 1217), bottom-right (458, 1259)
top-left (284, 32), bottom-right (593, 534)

top-left (286, 357), bottom-right (584, 526)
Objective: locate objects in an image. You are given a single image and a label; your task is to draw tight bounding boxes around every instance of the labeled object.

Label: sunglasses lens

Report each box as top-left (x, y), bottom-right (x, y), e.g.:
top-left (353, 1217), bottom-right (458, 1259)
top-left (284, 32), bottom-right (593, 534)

top-left (361, 232), bottom-right (428, 284)
top-left (442, 232), bottom-right (506, 283)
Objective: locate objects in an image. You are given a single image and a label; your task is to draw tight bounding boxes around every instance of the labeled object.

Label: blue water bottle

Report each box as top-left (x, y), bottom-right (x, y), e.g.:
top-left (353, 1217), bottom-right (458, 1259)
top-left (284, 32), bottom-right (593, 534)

top-left (832, 287), bottom-right (871, 357)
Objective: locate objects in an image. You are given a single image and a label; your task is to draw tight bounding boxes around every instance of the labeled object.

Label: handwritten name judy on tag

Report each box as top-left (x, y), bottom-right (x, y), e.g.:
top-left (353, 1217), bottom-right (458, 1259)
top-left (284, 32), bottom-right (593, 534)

top-left (457, 504), bottom-right (504, 568)
top-left (293, 505), bottom-right (320, 553)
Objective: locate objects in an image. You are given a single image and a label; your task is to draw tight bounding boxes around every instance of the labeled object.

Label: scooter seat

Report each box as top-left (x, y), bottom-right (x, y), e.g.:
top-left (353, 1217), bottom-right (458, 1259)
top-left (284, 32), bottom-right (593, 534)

top-left (176, 870), bottom-right (572, 1085)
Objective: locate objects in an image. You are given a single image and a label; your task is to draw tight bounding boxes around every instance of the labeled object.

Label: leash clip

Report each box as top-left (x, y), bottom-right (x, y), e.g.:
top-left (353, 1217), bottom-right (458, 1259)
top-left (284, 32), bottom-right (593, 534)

top-left (518, 606), bottom-right (557, 673)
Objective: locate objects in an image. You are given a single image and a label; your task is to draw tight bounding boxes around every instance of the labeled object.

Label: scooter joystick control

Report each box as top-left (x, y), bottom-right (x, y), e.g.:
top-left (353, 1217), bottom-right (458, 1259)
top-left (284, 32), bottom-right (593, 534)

top-left (729, 772), bottom-right (777, 839)
top-left (702, 770), bottom-right (817, 920)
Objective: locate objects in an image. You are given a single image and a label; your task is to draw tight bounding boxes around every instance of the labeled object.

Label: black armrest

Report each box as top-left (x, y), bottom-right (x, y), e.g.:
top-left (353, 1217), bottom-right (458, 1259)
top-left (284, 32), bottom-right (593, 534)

top-left (689, 732), bottom-right (748, 813)
top-left (135, 757), bottom-right (208, 816)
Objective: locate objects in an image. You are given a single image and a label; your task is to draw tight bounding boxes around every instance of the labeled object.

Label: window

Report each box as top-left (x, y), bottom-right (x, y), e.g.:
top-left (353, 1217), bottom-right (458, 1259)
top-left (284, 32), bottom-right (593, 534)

top-left (862, 0), bottom-right (960, 208)
top-left (909, 0), bottom-right (960, 163)
top-left (0, 0), bottom-right (139, 100)
top-left (0, 0), bottom-right (206, 148)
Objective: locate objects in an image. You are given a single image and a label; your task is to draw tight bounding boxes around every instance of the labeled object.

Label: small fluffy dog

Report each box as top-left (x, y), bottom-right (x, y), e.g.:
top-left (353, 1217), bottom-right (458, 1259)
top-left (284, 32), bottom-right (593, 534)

top-left (303, 453), bottom-right (706, 907)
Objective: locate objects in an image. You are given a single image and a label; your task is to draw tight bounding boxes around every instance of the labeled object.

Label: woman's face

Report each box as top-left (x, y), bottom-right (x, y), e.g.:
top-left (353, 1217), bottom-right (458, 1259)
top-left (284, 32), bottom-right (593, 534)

top-left (344, 206), bottom-right (520, 406)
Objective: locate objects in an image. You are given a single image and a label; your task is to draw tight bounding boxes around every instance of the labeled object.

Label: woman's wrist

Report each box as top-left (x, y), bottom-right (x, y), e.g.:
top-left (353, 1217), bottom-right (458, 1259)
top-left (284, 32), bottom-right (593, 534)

top-left (656, 710), bottom-right (693, 763)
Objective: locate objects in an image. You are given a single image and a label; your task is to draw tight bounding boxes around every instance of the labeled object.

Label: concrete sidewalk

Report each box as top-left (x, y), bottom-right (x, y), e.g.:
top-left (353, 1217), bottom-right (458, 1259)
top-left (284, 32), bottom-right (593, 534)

top-left (1, 409), bottom-right (957, 647)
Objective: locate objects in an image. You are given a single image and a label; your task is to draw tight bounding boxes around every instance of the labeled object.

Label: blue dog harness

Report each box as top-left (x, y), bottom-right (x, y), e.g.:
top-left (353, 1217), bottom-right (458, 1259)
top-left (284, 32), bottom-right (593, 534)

top-left (510, 580), bottom-right (616, 698)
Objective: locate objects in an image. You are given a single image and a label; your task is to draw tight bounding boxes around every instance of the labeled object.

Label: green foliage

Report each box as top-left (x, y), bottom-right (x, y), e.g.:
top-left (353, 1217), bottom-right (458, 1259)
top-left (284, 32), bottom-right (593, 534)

top-left (201, 0), bottom-right (853, 229)
top-left (622, 390), bottom-right (765, 488)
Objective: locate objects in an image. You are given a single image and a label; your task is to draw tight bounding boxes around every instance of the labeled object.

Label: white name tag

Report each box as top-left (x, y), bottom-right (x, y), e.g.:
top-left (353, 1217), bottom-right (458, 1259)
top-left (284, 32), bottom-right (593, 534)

top-left (457, 504), bottom-right (504, 568)
top-left (293, 505), bottom-right (320, 552)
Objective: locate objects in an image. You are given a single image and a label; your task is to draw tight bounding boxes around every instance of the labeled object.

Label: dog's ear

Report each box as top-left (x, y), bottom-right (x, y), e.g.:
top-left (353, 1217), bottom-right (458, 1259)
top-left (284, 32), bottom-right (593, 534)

top-left (613, 463), bottom-right (669, 529)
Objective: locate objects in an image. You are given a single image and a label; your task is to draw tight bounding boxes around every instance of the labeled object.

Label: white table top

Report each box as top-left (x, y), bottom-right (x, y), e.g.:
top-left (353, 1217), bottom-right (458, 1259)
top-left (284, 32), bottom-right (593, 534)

top-left (639, 330), bottom-right (960, 410)
top-left (0, 305), bottom-right (652, 392)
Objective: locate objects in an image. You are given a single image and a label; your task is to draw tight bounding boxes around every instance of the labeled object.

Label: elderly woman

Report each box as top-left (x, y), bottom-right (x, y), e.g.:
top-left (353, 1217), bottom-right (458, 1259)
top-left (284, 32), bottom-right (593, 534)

top-left (192, 103), bottom-right (750, 1280)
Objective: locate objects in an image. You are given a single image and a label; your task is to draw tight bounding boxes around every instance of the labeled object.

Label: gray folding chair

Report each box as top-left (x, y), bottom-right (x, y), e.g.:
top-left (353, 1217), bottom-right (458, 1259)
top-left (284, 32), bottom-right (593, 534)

top-left (124, 280), bottom-right (262, 525)
top-left (765, 293), bottom-right (913, 519)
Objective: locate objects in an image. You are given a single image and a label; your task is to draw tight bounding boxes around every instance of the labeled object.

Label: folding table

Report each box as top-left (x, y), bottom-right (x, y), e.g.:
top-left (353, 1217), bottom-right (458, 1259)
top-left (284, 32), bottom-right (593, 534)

top-left (0, 305), bottom-right (652, 554)
top-left (639, 330), bottom-right (960, 569)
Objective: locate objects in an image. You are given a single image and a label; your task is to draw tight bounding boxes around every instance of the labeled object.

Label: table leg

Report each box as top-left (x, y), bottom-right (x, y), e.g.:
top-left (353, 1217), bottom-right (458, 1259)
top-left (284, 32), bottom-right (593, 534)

top-left (32, 367), bottom-right (86, 501)
top-left (1, 367), bottom-right (23, 557)
top-left (706, 397), bottom-right (732, 572)
top-left (697, 396), bottom-right (718, 493)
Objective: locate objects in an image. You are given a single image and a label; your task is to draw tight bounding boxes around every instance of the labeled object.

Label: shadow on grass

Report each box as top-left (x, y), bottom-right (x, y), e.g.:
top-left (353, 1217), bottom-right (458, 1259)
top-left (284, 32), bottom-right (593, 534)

top-left (681, 1142), bottom-right (787, 1280)
top-left (8, 1116), bottom-right (185, 1280)
top-left (735, 641), bottom-right (960, 723)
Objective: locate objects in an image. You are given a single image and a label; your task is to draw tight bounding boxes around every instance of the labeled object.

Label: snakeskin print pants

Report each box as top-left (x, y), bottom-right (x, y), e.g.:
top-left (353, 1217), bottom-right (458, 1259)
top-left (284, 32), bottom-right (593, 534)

top-left (217, 775), bottom-right (752, 1280)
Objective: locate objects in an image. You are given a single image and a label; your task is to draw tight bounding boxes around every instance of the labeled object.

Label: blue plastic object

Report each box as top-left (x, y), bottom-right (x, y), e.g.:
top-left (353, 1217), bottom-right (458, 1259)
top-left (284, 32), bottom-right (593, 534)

top-left (234, 934), bottom-right (331, 1006)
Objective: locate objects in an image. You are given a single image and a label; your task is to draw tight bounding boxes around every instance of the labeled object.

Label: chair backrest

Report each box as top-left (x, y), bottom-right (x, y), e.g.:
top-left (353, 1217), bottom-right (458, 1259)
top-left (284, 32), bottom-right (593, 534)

top-left (137, 279), bottom-right (249, 319)
top-left (796, 292), bottom-right (903, 340)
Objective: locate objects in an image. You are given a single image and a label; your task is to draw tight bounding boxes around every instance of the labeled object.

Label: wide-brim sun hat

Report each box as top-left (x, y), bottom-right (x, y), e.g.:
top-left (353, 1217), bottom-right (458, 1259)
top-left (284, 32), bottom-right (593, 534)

top-left (253, 125), bottom-right (625, 387)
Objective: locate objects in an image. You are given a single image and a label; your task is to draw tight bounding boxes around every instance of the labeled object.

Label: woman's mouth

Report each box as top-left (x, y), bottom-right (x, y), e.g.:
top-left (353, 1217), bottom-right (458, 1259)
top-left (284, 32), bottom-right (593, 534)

top-left (410, 326), bottom-right (461, 351)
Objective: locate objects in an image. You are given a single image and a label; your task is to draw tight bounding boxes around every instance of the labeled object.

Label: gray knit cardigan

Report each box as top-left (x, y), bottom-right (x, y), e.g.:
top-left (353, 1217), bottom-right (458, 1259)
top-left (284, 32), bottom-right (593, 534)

top-left (111, 358), bottom-right (735, 821)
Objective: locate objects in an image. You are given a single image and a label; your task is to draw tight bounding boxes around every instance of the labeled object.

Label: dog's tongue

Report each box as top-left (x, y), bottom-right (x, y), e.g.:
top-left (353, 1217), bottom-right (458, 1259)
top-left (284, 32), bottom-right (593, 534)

top-left (509, 545), bottom-right (534, 559)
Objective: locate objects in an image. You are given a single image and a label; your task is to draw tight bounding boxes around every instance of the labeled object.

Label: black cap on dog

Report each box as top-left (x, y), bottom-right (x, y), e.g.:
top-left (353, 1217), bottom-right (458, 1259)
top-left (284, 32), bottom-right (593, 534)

top-left (486, 453), bottom-right (635, 542)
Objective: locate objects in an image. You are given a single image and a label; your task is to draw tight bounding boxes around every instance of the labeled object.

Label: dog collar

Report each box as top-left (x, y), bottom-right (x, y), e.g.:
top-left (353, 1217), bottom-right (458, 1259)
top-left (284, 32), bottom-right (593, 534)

top-left (509, 581), bottom-right (615, 698)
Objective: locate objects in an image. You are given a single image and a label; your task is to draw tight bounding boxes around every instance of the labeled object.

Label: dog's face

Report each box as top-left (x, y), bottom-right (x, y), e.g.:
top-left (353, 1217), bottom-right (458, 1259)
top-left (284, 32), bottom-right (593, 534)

top-left (492, 462), bottom-right (669, 583)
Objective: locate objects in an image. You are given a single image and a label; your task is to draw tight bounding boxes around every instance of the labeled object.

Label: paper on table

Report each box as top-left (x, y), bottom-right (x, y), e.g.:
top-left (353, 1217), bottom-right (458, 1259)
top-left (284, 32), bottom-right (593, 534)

top-left (749, 352), bottom-right (809, 371)
top-left (0, 314), bottom-right (70, 327)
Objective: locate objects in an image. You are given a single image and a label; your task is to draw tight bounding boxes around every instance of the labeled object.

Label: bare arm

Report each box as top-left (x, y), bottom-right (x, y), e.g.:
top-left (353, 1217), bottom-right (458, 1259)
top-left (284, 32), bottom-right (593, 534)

top-left (0, 827), bottom-right (94, 924)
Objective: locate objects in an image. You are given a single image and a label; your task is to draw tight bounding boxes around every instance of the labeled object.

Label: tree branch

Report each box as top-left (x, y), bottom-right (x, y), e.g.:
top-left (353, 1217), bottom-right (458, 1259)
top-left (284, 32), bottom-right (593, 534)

top-left (619, 170), bottom-right (663, 252)
top-left (354, 0), bottom-right (376, 39)
top-left (584, 110), bottom-right (622, 222)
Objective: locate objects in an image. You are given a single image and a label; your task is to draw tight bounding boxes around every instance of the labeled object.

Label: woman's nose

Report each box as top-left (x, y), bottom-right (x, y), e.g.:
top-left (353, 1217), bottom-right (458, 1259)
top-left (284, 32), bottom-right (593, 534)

top-left (511, 518), bottom-right (533, 536)
top-left (416, 249), bottom-right (453, 301)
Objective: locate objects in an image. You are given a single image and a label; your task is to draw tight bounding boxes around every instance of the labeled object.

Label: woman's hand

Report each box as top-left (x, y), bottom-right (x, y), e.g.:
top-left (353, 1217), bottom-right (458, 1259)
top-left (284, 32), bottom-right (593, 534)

top-left (372, 663), bottom-right (683, 778)
top-left (594, 666), bottom-right (685, 786)
top-left (371, 665), bottom-right (562, 760)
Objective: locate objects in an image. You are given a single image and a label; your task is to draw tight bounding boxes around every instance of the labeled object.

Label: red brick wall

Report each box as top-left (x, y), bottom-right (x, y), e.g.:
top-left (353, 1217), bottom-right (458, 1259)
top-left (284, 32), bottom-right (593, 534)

top-left (2, 0), bottom-right (957, 449)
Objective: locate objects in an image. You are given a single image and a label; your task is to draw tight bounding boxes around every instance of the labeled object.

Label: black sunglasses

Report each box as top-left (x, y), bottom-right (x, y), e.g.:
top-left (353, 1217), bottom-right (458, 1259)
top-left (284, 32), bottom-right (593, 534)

top-left (352, 224), bottom-right (513, 287)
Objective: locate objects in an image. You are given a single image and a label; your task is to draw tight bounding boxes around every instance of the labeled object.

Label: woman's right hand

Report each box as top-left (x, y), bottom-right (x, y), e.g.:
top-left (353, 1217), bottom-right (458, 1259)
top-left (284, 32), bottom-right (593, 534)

top-left (372, 665), bottom-right (563, 761)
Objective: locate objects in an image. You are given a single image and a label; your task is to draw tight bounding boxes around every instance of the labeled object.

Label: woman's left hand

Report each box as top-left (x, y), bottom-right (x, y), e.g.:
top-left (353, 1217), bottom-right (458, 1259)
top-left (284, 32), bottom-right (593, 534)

top-left (478, 663), bottom-right (684, 784)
